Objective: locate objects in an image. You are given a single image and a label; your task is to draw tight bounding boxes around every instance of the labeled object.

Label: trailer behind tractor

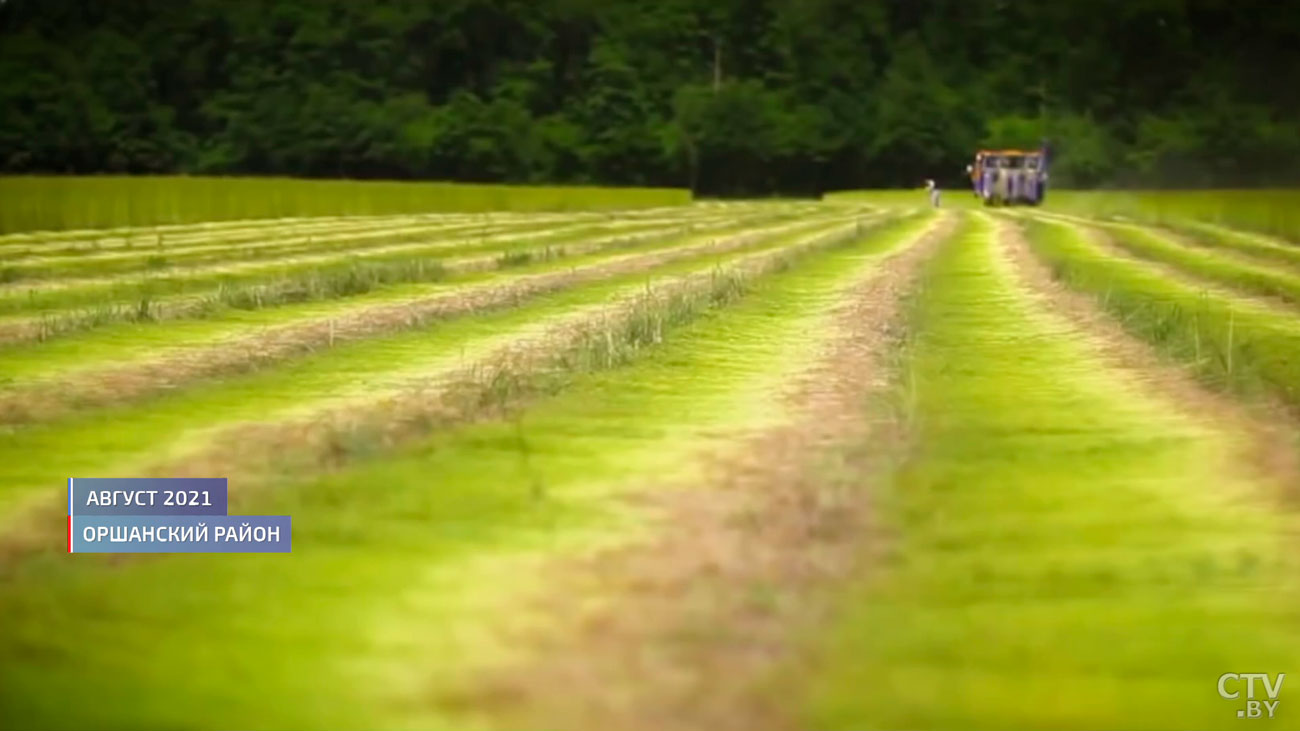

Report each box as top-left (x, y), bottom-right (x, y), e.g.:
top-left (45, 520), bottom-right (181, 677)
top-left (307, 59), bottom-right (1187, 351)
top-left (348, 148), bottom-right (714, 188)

top-left (968, 148), bottom-right (1048, 206)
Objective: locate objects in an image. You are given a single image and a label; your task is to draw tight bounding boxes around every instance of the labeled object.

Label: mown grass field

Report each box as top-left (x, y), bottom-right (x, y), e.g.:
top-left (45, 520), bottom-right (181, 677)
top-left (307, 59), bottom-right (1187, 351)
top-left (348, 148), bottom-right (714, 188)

top-left (1, 183), bottom-right (1298, 730)
top-left (0, 176), bottom-right (692, 235)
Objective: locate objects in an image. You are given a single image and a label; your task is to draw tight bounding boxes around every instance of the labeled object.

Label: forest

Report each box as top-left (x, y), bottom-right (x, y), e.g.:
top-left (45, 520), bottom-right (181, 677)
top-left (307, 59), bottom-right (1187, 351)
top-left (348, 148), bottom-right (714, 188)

top-left (1, 0), bottom-right (1298, 195)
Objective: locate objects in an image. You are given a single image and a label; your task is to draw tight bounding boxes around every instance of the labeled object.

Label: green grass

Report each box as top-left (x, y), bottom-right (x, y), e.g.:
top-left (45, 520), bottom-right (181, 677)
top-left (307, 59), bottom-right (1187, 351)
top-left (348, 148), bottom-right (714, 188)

top-left (1057, 217), bottom-right (1300, 308)
top-left (6, 208), bottom-right (848, 360)
top-left (0, 211), bottom-right (492, 254)
top-left (0, 208), bottom-right (769, 330)
top-left (0, 211), bottom-right (851, 387)
top-left (0, 217), bottom-right (596, 281)
top-left (0, 215), bottom-right (708, 312)
top-left (1044, 190), bottom-right (1300, 242)
top-left (824, 189), bottom-right (979, 210)
top-left (0, 214), bottom-right (884, 423)
top-left (0, 210), bottom-right (905, 509)
top-left (0, 176), bottom-right (692, 234)
top-left (828, 189), bottom-right (1300, 244)
top-left (1162, 221), bottom-right (1300, 271)
top-left (1020, 216), bottom-right (1300, 407)
top-left (2, 210), bottom-right (744, 279)
top-left (9, 195), bottom-right (1300, 730)
top-left (0, 205), bottom-right (797, 255)
top-left (0, 209), bottom-right (934, 731)
top-left (799, 212), bottom-right (1300, 730)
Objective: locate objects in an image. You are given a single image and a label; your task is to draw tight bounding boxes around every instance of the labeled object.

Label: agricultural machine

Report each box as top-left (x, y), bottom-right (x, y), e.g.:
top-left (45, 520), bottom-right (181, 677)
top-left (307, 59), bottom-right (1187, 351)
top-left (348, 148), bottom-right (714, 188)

top-left (968, 146), bottom-right (1049, 206)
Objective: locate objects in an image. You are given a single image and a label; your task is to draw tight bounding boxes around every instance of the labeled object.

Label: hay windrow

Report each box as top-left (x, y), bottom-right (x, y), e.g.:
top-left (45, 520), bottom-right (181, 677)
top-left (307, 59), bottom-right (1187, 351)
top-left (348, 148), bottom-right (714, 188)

top-left (439, 213), bottom-right (953, 731)
top-left (0, 214), bottom-right (885, 561)
top-left (0, 213), bottom-right (877, 424)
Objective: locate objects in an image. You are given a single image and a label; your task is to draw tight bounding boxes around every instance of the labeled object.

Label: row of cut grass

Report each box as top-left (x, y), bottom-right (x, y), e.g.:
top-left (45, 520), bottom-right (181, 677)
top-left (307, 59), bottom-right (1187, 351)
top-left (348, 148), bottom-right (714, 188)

top-left (1043, 190), bottom-right (1300, 243)
top-left (1, 214), bottom-right (527, 262)
top-left (0, 206), bottom-right (937, 731)
top-left (0, 209), bottom-right (830, 354)
top-left (0, 208), bottom-right (776, 334)
top-left (0, 209), bottom-right (910, 513)
top-left (0, 209), bottom-right (886, 395)
top-left (822, 189), bottom-right (982, 210)
top-left (0, 216), bottom-right (643, 282)
top-left (0, 176), bottom-right (693, 235)
top-left (1032, 213), bottom-right (1300, 308)
top-left (0, 210), bottom-right (591, 253)
top-left (799, 212), bottom-right (1300, 730)
top-left (0, 208), bottom-right (741, 302)
top-left (15, 215), bottom-right (699, 286)
top-left (825, 189), bottom-right (1300, 245)
top-left (1163, 220), bottom-right (1300, 271)
top-left (1, 207), bottom-right (765, 278)
top-left (1017, 215), bottom-right (1300, 407)
top-left (0, 204), bottom-right (785, 257)
top-left (1031, 211), bottom-right (1300, 274)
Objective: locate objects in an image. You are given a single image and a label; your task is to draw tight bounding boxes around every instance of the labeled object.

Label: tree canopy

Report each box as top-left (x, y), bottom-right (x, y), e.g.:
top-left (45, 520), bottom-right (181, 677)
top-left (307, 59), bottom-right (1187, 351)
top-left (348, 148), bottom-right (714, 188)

top-left (2, 0), bottom-right (1298, 195)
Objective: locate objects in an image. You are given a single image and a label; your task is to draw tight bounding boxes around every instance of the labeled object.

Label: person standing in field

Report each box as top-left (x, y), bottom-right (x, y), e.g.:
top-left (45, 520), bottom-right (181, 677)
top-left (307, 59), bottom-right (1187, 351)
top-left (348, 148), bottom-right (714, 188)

top-left (925, 178), bottom-right (941, 208)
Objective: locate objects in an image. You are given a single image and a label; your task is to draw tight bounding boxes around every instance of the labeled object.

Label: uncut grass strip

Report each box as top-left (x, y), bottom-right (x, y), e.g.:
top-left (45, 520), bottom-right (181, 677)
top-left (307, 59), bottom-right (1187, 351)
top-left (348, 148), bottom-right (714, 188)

top-left (1015, 214), bottom-right (1300, 409)
top-left (0, 213), bottom-right (929, 731)
top-left (0, 209), bottom-right (816, 344)
top-left (0, 209), bottom-right (763, 321)
top-left (0, 212), bottom-right (909, 547)
top-left (0, 212), bottom-right (892, 424)
top-left (798, 211), bottom-right (1300, 731)
top-left (0, 177), bottom-right (694, 234)
top-left (1030, 212), bottom-right (1300, 308)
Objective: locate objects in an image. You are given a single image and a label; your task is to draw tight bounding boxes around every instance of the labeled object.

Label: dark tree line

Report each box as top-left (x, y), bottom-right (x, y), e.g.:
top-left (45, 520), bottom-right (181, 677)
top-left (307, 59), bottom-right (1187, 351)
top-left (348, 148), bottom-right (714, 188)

top-left (2, 0), bottom-right (1299, 195)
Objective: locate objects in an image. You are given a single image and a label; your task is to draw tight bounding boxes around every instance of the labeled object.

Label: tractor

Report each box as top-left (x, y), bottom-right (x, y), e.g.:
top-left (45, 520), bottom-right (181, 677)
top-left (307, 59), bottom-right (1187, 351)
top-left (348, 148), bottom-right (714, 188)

top-left (968, 147), bottom-right (1048, 206)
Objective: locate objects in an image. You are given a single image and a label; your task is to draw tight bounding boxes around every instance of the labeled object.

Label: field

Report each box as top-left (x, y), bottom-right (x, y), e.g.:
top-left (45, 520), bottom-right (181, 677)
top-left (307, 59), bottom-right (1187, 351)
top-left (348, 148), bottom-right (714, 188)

top-left (1, 181), bottom-right (1299, 730)
top-left (0, 176), bottom-right (691, 234)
